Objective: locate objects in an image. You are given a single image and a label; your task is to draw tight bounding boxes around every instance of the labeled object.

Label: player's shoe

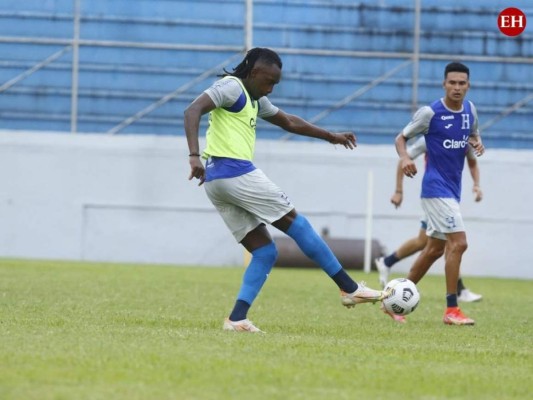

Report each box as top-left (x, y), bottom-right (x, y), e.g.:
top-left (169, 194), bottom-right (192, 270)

top-left (341, 282), bottom-right (386, 308)
top-left (223, 318), bottom-right (264, 333)
top-left (443, 307), bottom-right (475, 326)
top-left (380, 303), bottom-right (407, 323)
top-left (375, 257), bottom-right (390, 289)
top-left (458, 288), bottom-right (483, 303)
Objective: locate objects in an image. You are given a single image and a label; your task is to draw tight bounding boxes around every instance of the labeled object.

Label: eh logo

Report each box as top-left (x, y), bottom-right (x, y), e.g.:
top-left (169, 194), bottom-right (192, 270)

top-left (498, 8), bottom-right (526, 37)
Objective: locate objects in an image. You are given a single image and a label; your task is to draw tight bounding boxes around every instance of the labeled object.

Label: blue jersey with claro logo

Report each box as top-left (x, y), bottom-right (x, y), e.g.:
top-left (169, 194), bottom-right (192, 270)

top-left (401, 98), bottom-right (480, 201)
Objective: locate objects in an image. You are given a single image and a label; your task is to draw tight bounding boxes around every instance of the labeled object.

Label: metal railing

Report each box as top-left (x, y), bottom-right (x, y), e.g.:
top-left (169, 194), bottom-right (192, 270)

top-left (0, 0), bottom-right (531, 137)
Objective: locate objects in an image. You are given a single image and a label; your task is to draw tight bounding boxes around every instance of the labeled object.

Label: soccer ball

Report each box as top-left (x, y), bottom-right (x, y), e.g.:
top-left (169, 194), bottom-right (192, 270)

top-left (382, 278), bottom-right (420, 316)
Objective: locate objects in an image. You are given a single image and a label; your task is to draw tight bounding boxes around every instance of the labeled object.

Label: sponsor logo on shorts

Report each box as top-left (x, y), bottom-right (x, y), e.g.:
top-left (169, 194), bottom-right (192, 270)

top-left (280, 192), bottom-right (291, 205)
top-left (445, 216), bottom-right (456, 228)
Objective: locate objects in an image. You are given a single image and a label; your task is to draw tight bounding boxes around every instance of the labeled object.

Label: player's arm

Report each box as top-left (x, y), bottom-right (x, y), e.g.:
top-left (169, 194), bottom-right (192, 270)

top-left (184, 93), bottom-right (216, 185)
top-left (395, 106), bottom-right (432, 178)
top-left (395, 133), bottom-right (417, 178)
top-left (391, 135), bottom-right (425, 207)
top-left (466, 150), bottom-right (483, 202)
top-left (390, 159), bottom-right (405, 208)
top-left (468, 135), bottom-right (484, 157)
top-left (468, 102), bottom-right (485, 157)
top-left (264, 109), bottom-right (356, 149)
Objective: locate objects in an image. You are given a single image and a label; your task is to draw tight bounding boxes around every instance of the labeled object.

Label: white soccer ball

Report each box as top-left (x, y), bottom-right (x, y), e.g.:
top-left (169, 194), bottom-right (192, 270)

top-left (382, 278), bottom-right (420, 316)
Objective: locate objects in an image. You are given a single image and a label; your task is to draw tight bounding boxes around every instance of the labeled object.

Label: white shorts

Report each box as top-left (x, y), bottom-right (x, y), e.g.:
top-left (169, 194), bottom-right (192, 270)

top-left (421, 198), bottom-right (465, 241)
top-left (204, 169), bottom-right (294, 242)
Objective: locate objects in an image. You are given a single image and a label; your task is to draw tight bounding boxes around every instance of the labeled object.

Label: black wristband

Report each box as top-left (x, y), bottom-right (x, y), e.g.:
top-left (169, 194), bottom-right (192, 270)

top-left (189, 153), bottom-right (201, 157)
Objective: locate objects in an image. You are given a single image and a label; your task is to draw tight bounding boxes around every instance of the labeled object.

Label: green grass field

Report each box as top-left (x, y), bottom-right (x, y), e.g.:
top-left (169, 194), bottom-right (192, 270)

top-left (0, 259), bottom-right (531, 400)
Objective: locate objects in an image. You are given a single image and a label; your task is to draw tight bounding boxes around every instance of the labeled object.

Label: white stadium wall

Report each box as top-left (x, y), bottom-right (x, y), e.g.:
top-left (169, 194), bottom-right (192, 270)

top-left (1, 129), bottom-right (532, 279)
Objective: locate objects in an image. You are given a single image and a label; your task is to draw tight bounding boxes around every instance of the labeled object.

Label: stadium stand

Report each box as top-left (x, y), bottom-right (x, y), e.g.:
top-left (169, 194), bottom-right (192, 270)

top-left (0, 0), bottom-right (531, 148)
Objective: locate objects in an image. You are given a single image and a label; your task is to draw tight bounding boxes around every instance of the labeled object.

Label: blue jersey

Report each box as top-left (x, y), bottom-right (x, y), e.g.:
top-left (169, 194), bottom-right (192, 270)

top-left (402, 99), bottom-right (479, 201)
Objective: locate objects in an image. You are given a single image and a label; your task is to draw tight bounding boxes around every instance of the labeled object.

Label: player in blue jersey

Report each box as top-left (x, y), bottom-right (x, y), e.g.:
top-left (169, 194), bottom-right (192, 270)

top-left (395, 62), bottom-right (484, 326)
top-left (376, 135), bottom-right (483, 294)
top-left (376, 136), bottom-right (483, 323)
top-left (185, 48), bottom-right (385, 333)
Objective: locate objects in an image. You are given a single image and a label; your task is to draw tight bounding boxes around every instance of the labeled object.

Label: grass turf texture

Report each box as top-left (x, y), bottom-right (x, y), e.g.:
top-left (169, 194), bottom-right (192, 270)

top-left (0, 259), bottom-right (531, 400)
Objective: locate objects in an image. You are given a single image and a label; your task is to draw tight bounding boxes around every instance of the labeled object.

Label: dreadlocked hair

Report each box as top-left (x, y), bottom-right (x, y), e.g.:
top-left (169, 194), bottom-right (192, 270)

top-left (219, 48), bottom-right (282, 78)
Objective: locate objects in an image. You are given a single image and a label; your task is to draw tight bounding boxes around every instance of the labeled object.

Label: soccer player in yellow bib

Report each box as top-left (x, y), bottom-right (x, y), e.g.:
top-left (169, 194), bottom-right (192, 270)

top-left (185, 48), bottom-right (385, 333)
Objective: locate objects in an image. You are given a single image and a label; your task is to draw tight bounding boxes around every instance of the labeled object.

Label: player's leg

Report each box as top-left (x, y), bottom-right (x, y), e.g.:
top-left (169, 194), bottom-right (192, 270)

top-left (449, 242), bottom-right (483, 302)
top-left (273, 209), bottom-right (385, 306)
top-left (443, 231), bottom-right (468, 301)
top-left (395, 227), bottom-right (428, 259)
top-left (222, 224), bottom-right (278, 332)
top-left (406, 236), bottom-right (446, 284)
top-left (457, 274), bottom-right (466, 294)
top-left (376, 224), bottom-right (428, 287)
top-left (444, 249), bottom-right (483, 302)
top-left (205, 173), bottom-right (280, 333)
top-left (442, 231), bottom-right (474, 325)
top-left (407, 200), bottom-right (447, 283)
top-left (423, 197), bottom-right (475, 326)
top-left (273, 209), bottom-right (347, 281)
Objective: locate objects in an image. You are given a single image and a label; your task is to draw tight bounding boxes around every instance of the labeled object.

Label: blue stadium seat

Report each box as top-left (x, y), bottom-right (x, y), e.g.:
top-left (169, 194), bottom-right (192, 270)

top-left (0, 0), bottom-right (530, 148)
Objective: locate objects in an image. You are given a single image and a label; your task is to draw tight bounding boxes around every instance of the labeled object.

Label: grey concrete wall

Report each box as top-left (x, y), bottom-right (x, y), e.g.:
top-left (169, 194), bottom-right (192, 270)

top-left (1, 130), bottom-right (531, 279)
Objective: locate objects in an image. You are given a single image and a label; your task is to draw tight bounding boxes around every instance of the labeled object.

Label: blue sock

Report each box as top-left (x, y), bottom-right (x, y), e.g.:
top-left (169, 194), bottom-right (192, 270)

top-left (229, 300), bottom-right (250, 322)
top-left (286, 214), bottom-right (357, 293)
top-left (446, 293), bottom-right (458, 308)
top-left (384, 252), bottom-right (400, 267)
top-left (331, 269), bottom-right (358, 293)
top-left (229, 242), bottom-right (278, 321)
